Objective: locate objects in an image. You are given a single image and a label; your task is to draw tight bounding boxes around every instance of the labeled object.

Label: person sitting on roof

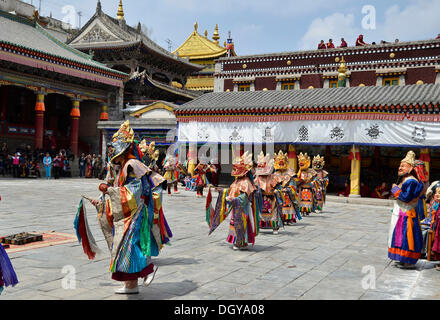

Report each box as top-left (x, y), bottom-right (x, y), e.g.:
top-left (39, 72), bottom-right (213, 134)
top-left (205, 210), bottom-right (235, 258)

top-left (326, 39), bottom-right (335, 49)
top-left (436, 34), bottom-right (440, 40)
top-left (318, 40), bottom-right (326, 49)
top-left (356, 34), bottom-right (369, 46)
top-left (339, 38), bottom-right (348, 48)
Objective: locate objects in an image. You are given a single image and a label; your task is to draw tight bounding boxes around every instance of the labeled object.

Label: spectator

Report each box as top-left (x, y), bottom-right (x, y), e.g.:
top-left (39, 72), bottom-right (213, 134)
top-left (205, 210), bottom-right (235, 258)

top-left (372, 41), bottom-right (376, 45)
top-left (53, 153), bottom-right (62, 179)
top-left (436, 33), bottom-right (440, 40)
top-left (327, 39), bottom-right (335, 49)
top-left (356, 34), bottom-right (369, 46)
top-left (339, 38), bottom-right (348, 48)
top-left (318, 40), bottom-right (326, 49)
top-left (79, 153), bottom-right (86, 177)
top-left (94, 155), bottom-right (103, 179)
top-left (91, 153), bottom-right (97, 177)
top-left (85, 154), bottom-right (93, 178)
top-left (43, 153), bottom-right (52, 179)
top-left (371, 182), bottom-right (390, 199)
top-left (395, 39), bottom-right (399, 44)
top-left (360, 182), bottom-right (370, 197)
top-left (12, 152), bottom-right (20, 178)
top-left (338, 181), bottom-right (350, 197)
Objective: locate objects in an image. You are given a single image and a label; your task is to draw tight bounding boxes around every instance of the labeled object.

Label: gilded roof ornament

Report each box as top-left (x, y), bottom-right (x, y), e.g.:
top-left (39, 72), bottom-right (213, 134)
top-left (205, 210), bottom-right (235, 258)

top-left (117, 0), bottom-right (125, 20)
top-left (212, 24), bottom-right (220, 44)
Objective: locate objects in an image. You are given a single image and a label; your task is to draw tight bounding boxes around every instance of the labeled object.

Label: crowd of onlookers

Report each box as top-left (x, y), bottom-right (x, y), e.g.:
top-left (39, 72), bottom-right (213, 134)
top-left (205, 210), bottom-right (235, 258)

top-left (318, 33), bottom-right (440, 50)
top-left (337, 180), bottom-right (395, 199)
top-left (0, 141), bottom-right (106, 180)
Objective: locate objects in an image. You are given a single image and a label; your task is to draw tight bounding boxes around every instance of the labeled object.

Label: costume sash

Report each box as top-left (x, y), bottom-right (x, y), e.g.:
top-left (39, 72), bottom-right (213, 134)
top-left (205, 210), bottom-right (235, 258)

top-left (393, 208), bottom-right (416, 251)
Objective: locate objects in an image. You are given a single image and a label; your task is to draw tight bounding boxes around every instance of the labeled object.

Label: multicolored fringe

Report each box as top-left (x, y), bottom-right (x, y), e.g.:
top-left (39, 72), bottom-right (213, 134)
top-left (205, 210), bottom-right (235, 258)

top-left (285, 186), bottom-right (302, 221)
top-left (208, 188), bottom-right (229, 235)
top-left (260, 220), bottom-right (280, 229)
top-left (0, 243), bottom-right (18, 295)
top-left (74, 199), bottom-right (100, 260)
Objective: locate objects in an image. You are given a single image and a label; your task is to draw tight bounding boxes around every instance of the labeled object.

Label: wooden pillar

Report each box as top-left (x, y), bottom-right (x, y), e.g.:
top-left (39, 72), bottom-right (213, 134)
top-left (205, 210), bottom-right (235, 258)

top-left (288, 144), bottom-right (298, 173)
top-left (34, 92), bottom-right (45, 150)
top-left (70, 99), bottom-right (80, 156)
top-left (420, 148), bottom-right (431, 176)
top-left (349, 145), bottom-right (361, 197)
top-left (188, 143), bottom-right (197, 176)
top-left (99, 104), bottom-right (109, 121)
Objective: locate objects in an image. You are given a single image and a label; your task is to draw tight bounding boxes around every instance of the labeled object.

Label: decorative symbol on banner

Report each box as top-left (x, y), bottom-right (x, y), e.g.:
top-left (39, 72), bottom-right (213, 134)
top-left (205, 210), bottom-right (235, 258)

top-left (330, 127), bottom-right (345, 141)
top-left (197, 126), bottom-right (210, 141)
top-left (412, 126), bottom-right (426, 143)
top-left (298, 125), bottom-right (309, 142)
top-left (262, 127), bottom-right (274, 142)
top-left (365, 124), bottom-right (383, 140)
top-left (229, 126), bottom-right (243, 142)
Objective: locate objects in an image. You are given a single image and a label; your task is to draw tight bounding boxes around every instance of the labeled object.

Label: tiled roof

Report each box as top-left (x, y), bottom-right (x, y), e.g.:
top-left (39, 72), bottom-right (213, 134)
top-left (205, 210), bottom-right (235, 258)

top-left (176, 83), bottom-right (440, 112)
top-left (0, 11), bottom-right (126, 77)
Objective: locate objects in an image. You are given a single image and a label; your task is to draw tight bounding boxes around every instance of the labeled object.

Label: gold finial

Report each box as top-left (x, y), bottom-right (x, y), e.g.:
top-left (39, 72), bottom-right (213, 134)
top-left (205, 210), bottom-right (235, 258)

top-left (212, 24), bottom-right (220, 44)
top-left (338, 56), bottom-right (346, 74)
top-left (117, 0), bottom-right (125, 20)
top-left (204, 29), bottom-right (208, 38)
top-left (194, 22), bottom-right (198, 33)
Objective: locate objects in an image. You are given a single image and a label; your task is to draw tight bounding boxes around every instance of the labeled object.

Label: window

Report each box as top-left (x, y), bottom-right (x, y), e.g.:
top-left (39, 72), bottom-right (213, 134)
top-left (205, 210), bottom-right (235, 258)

top-left (238, 84), bottom-right (251, 91)
top-left (281, 82), bottom-right (295, 90)
top-left (329, 80), bottom-right (338, 88)
top-left (383, 77), bottom-right (399, 86)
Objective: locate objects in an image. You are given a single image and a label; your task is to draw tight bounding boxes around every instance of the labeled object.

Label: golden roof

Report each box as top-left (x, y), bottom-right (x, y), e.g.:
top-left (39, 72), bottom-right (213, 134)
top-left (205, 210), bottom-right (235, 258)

top-left (173, 23), bottom-right (228, 60)
top-left (185, 76), bottom-right (214, 91)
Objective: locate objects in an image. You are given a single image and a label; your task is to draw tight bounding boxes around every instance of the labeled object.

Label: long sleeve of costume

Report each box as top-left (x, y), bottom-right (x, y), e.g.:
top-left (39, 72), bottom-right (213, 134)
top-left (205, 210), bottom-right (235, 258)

top-left (391, 179), bottom-right (424, 203)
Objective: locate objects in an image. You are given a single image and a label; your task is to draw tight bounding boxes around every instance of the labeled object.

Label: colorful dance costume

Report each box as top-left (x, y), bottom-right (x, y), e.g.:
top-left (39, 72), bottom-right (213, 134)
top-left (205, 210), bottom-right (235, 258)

top-left (388, 151), bottom-right (425, 266)
top-left (194, 162), bottom-right (214, 197)
top-left (206, 152), bottom-right (259, 250)
top-left (424, 181), bottom-right (440, 261)
top-left (272, 150), bottom-right (301, 225)
top-left (163, 155), bottom-right (180, 195)
top-left (312, 155), bottom-right (329, 213)
top-left (0, 244), bottom-right (18, 295)
top-left (75, 121), bottom-right (172, 287)
top-left (296, 153), bottom-right (317, 216)
top-left (254, 152), bottom-right (283, 233)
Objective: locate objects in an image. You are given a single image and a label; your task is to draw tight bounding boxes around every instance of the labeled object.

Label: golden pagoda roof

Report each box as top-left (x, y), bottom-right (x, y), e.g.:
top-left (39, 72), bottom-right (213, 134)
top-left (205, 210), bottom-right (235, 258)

top-left (173, 23), bottom-right (228, 60)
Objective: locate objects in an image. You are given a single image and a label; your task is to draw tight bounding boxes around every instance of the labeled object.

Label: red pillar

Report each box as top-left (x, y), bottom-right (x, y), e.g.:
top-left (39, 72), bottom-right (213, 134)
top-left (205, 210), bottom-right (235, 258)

top-left (70, 99), bottom-right (80, 156)
top-left (34, 93), bottom-right (45, 150)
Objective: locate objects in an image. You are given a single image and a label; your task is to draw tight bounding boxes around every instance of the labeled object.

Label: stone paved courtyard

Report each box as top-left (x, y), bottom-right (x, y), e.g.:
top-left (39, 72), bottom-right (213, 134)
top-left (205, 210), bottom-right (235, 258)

top-left (0, 178), bottom-right (439, 300)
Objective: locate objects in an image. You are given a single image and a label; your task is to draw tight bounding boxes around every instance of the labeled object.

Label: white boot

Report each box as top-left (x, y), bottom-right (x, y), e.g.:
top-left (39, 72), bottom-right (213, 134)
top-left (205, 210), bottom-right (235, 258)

top-left (114, 285), bottom-right (139, 294)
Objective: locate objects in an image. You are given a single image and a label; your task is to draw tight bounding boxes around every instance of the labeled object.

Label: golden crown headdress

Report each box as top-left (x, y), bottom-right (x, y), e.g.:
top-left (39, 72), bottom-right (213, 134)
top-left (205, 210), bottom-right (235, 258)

top-left (139, 140), bottom-right (159, 161)
top-left (274, 150), bottom-right (288, 170)
top-left (312, 155), bottom-right (325, 166)
top-left (298, 152), bottom-right (311, 163)
top-left (112, 120), bottom-right (134, 144)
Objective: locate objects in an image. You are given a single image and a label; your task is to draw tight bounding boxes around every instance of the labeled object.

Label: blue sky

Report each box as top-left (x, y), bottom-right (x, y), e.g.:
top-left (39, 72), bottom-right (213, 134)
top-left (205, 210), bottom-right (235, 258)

top-left (32, 0), bottom-right (440, 55)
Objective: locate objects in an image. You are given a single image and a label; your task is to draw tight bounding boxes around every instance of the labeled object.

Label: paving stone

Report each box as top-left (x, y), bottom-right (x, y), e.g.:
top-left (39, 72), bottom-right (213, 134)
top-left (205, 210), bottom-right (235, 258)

top-left (1, 179), bottom-right (440, 300)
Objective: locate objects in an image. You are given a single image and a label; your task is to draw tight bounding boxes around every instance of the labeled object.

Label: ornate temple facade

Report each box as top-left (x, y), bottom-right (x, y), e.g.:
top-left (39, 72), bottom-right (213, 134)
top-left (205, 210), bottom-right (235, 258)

top-left (174, 23), bottom-right (236, 92)
top-left (67, 0), bottom-right (204, 151)
top-left (0, 0), bottom-right (127, 156)
top-left (177, 39), bottom-right (440, 193)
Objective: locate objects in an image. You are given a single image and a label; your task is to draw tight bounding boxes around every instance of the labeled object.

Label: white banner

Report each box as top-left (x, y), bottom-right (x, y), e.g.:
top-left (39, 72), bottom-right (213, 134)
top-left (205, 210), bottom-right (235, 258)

top-left (178, 119), bottom-right (440, 147)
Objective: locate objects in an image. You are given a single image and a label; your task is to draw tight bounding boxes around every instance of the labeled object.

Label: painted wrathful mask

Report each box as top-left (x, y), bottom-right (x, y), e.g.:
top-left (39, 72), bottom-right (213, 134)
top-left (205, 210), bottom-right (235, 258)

top-left (298, 152), bottom-right (311, 171)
